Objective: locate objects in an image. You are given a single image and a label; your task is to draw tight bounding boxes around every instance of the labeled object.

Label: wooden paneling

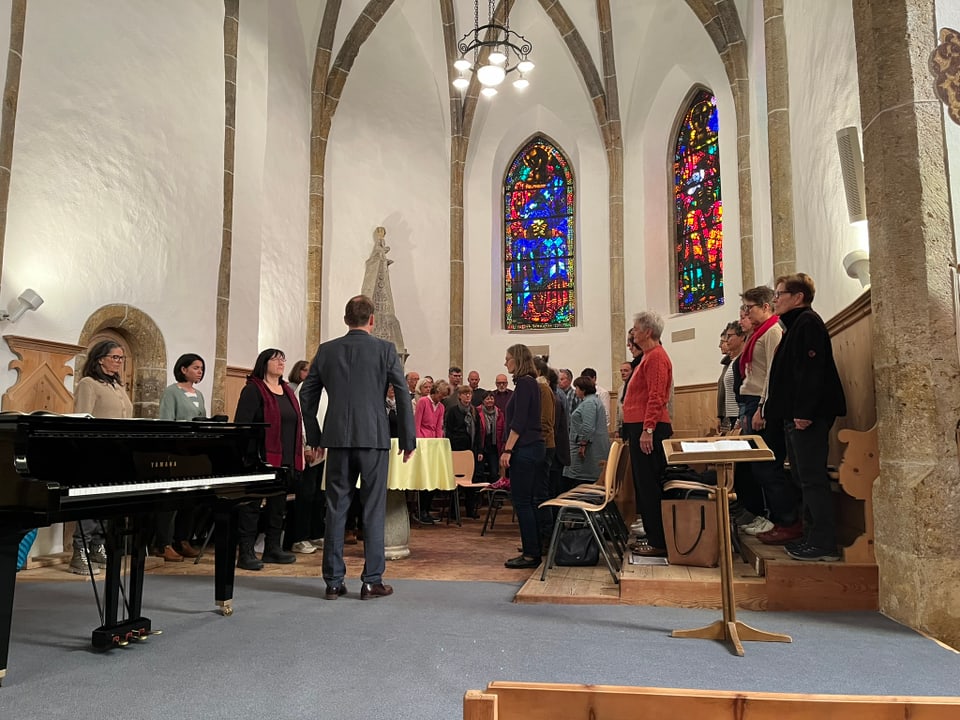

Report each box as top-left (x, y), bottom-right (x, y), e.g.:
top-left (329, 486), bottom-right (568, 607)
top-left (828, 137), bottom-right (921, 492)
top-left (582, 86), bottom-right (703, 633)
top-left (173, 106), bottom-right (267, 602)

top-left (671, 382), bottom-right (717, 436)
top-left (2, 335), bottom-right (85, 413)
top-left (464, 682), bottom-right (960, 720)
top-left (224, 365), bottom-right (251, 421)
top-left (827, 291), bottom-right (875, 464)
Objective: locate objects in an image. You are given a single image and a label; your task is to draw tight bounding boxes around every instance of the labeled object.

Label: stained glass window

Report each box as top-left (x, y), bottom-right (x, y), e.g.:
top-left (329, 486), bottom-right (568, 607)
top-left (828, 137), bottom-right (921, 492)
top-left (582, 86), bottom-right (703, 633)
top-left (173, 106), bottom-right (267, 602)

top-left (503, 136), bottom-right (575, 330)
top-left (674, 89), bottom-right (723, 313)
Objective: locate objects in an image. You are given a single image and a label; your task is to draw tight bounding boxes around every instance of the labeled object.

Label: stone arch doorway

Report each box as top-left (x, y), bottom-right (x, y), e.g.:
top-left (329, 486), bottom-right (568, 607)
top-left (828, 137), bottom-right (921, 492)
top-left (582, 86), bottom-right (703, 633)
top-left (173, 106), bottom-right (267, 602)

top-left (77, 304), bottom-right (167, 418)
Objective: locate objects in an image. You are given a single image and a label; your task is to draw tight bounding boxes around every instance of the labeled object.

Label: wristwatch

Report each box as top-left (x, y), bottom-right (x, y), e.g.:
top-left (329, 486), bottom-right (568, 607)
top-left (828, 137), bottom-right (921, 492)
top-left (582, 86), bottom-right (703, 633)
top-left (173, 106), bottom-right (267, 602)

top-left (644, 428), bottom-right (653, 435)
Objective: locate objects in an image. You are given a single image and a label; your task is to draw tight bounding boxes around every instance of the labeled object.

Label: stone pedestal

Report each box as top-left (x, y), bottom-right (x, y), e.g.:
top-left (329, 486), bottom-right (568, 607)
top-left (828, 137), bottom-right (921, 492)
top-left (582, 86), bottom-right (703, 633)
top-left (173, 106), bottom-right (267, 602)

top-left (383, 490), bottom-right (410, 560)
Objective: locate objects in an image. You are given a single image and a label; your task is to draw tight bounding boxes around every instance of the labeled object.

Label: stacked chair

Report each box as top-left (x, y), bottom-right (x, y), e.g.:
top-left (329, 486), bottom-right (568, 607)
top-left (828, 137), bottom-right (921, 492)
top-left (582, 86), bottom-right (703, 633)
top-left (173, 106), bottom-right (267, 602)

top-left (538, 439), bottom-right (630, 583)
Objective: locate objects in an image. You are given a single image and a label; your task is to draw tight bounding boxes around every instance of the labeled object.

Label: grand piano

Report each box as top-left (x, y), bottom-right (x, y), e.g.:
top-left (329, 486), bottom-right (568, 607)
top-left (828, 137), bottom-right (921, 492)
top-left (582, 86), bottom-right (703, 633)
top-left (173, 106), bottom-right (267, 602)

top-left (0, 414), bottom-right (287, 686)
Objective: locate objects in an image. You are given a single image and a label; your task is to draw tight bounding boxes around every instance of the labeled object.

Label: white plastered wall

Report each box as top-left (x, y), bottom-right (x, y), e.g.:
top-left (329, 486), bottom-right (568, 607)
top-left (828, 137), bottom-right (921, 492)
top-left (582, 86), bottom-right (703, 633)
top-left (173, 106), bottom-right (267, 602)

top-left (783, 0), bottom-right (865, 321)
top-left (2, 0), bottom-right (224, 387)
top-left (621, 3), bottom-right (743, 386)
top-left (323, 3), bottom-right (450, 373)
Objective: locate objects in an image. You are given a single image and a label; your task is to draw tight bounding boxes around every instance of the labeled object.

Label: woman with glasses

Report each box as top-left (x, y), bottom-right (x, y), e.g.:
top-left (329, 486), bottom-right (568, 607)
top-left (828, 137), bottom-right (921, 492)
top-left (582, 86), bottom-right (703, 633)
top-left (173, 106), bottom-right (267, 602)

top-left (69, 340), bottom-right (134, 574)
top-left (234, 348), bottom-right (302, 570)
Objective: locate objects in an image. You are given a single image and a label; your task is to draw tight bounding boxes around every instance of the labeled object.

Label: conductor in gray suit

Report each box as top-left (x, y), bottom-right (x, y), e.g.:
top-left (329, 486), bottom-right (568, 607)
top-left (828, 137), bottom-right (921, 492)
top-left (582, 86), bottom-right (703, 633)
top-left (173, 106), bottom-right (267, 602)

top-left (299, 295), bottom-right (416, 600)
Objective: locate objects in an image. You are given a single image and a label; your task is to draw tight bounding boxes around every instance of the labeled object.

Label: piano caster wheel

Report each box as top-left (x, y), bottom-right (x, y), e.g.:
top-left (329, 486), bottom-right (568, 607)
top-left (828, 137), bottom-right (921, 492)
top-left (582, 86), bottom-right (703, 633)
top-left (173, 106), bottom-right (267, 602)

top-left (116, 639), bottom-right (130, 648)
top-left (218, 600), bottom-right (233, 616)
top-left (150, 629), bottom-right (163, 636)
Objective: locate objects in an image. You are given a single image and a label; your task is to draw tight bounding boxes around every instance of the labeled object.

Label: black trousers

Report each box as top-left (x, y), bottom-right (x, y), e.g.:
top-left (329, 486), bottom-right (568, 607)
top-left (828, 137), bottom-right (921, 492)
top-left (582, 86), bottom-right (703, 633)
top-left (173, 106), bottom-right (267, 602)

top-left (624, 421), bottom-right (672, 549)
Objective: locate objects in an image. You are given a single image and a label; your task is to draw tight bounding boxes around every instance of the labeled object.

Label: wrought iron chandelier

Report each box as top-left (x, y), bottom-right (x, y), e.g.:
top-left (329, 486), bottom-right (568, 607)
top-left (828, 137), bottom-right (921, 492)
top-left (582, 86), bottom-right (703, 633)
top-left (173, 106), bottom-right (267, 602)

top-left (453, 0), bottom-right (535, 97)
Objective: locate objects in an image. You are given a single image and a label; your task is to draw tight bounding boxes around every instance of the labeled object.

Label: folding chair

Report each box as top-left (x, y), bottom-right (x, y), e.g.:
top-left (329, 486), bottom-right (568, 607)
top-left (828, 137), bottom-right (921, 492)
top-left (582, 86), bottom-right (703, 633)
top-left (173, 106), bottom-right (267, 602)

top-left (539, 440), bottom-right (626, 583)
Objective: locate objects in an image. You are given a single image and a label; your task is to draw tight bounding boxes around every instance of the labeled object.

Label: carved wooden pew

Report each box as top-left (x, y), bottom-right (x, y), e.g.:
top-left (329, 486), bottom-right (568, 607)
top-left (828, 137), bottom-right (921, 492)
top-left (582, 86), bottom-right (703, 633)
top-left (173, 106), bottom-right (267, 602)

top-left (464, 682), bottom-right (960, 720)
top-left (834, 425), bottom-right (879, 563)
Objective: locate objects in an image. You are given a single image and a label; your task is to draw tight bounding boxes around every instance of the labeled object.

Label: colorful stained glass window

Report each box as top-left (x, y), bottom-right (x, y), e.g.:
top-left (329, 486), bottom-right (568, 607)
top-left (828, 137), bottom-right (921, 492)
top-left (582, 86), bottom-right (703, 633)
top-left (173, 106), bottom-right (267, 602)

top-left (674, 89), bottom-right (724, 313)
top-left (503, 136), bottom-right (575, 329)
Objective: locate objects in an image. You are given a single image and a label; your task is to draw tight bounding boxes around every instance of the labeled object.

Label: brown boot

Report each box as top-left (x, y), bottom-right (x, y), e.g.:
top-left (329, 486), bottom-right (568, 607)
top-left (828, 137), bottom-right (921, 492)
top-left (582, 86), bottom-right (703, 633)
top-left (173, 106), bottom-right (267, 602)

top-left (160, 545), bottom-right (183, 562)
top-left (176, 540), bottom-right (200, 558)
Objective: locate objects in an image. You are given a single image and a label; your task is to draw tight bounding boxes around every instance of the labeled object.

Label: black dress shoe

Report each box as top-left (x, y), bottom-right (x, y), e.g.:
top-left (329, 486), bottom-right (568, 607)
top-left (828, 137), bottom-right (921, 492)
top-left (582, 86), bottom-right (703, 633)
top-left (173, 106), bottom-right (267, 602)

top-left (417, 514), bottom-right (436, 525)
top-left (504, 555), bottom-right (540, 569)
top-left (360, 582), bottom-right (394, 600)
top-left (324, 583), bottom-right (348, 600)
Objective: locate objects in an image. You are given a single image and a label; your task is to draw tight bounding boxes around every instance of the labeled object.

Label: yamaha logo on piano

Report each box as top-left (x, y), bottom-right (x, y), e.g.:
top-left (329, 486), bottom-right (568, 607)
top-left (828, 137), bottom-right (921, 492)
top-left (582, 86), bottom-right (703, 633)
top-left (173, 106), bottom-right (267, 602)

top-left (150, 460), bottom-right (177, 469)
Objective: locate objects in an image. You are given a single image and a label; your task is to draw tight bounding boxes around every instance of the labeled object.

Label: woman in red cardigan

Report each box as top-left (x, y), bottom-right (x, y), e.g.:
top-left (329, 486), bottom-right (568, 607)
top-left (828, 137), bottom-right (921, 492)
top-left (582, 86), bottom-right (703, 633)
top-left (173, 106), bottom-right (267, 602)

top-left (621, 311), bottom-right (673, 557)
top-left (234, 348), bottom-right (304, 570)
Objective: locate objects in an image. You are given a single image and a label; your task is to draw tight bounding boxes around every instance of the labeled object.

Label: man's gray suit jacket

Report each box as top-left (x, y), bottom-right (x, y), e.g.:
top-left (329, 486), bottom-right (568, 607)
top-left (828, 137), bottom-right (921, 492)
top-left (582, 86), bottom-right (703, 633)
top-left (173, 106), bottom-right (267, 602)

top-left (299, 328), bottom-right (415, 452)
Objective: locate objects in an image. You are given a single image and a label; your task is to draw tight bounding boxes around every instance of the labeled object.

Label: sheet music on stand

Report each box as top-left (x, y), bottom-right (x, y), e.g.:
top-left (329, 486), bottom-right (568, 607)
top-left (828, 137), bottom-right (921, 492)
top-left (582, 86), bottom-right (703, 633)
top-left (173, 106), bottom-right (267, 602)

top-left (679, 440), bottom-right (752, 453)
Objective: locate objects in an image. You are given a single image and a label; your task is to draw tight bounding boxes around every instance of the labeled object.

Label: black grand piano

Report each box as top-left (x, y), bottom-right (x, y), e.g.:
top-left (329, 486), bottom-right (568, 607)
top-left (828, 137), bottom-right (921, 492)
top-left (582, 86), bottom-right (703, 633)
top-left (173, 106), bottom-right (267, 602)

top-left (0, 414), bottom-right (286, 686)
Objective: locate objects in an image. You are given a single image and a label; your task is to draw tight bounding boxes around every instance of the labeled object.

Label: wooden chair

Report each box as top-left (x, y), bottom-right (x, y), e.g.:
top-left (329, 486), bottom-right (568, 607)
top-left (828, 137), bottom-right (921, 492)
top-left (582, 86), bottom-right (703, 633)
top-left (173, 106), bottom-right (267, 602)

top-left (539, 440), bottom-right (625, 583)
top-left (445, 450), bottom-right (490, 526)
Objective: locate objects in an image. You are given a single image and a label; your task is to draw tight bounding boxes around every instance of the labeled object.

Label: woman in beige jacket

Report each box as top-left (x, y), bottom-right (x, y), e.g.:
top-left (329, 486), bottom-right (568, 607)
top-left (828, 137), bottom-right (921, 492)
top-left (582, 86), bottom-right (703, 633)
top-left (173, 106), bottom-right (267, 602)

top-left (69, 340), bottom-right (133, 574)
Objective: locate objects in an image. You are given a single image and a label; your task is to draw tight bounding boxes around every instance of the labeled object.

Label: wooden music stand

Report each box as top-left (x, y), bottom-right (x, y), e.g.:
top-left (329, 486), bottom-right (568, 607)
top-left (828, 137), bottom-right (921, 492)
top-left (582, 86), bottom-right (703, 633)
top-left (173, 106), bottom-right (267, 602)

top-left (663, 435), bottom-right (792, 656)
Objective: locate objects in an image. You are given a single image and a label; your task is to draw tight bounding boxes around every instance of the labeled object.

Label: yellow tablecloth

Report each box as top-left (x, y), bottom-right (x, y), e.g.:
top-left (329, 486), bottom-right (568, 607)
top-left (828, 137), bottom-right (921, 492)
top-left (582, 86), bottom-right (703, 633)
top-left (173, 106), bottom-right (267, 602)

top-left (387, 437), bottom-right (455, 491)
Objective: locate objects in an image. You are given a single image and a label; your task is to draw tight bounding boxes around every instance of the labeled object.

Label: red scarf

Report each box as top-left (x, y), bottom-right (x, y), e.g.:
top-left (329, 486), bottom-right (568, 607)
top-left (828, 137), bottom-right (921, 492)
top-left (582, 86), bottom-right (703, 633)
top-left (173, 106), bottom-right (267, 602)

top-left (739, 314), bottom-right (779, 376)
top-left (247, 376), bottom-right (304, 471)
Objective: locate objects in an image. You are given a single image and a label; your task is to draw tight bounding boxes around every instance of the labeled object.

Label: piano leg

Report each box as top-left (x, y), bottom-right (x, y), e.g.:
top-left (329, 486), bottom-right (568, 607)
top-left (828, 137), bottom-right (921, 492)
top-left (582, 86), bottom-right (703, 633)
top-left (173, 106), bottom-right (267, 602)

top-left (0, 528), bottom-right (27, 687)
top-left (91, 516), bottom-right (152, 650)
top-left (213, 501), bottom-right (239, 616)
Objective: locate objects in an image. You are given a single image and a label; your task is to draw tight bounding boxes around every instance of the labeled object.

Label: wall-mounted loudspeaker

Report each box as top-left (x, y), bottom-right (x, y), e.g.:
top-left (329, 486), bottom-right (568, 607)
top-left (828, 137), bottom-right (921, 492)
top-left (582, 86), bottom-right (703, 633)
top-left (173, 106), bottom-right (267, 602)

top-left (836, 126), bottom-right (867, 224)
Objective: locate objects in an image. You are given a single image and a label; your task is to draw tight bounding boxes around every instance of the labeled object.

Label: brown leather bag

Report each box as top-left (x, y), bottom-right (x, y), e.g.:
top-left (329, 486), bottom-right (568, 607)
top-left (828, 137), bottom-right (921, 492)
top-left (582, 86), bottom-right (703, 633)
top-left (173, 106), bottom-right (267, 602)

top-left (662, 498), bottom-right (720, 568)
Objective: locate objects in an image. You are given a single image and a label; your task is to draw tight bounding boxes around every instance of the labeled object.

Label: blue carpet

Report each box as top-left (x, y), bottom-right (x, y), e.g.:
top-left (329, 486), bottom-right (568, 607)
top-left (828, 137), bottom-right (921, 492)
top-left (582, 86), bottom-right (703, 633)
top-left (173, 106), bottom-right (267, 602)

top-left (1, 576), bottom-right (958, 719)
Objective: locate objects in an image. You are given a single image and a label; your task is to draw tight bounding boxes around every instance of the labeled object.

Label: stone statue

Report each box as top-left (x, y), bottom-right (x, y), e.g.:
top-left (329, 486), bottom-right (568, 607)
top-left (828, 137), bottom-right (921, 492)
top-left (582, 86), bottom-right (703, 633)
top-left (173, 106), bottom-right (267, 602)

top-left (361, 227), bottom-right (408, 366)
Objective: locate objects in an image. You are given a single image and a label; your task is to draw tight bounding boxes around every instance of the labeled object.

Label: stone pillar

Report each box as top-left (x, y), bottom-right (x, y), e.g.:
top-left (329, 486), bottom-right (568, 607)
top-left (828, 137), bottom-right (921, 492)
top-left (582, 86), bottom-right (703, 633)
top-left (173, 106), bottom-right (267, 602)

top-left (212, 0), bottom-right (239, 417)
top-left (0, 0), bottom-right (25, 281)
top-left (852, 0), bottom-right (960, 648)
top-left (763, 0), bottom-right (795, 280)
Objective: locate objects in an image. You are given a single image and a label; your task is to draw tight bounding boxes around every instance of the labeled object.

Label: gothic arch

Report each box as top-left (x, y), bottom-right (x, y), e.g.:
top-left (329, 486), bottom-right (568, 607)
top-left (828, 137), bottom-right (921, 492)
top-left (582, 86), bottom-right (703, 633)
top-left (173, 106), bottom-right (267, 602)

top-left (77, 304), bottom-right (167, 419)
top-left (682, 0), bottom-right (753, 288)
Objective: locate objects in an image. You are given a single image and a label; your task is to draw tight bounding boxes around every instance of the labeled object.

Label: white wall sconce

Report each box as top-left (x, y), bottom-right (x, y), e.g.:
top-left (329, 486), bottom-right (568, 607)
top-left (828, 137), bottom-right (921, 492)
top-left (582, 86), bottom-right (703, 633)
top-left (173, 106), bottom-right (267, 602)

top-left (843, 250), bottom-right (871, 288)
top-left (0, 288), bottom-right (44, 322)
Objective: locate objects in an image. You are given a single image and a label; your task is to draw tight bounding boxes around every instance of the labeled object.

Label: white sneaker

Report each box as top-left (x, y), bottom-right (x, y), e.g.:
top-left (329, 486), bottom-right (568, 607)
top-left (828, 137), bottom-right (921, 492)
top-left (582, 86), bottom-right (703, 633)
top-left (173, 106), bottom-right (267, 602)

top-left (741, 517), bottom-right (774, 536)
top-left (309, 538), bottom-right (325, 549)
top-left (292, 540), bottom-right (317, 554)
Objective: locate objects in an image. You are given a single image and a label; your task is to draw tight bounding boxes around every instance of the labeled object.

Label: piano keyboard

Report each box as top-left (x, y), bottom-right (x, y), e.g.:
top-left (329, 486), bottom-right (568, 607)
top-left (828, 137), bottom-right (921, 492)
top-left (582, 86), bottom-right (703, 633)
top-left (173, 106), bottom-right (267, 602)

top-left (66, 472), bottom-right (277, 498)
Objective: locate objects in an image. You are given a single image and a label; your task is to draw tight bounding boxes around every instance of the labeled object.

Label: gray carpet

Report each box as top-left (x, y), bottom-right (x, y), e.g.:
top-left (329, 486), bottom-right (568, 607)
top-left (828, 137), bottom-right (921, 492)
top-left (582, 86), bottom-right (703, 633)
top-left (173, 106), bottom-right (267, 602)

top-left (2, 576), bottom-right (958, 719)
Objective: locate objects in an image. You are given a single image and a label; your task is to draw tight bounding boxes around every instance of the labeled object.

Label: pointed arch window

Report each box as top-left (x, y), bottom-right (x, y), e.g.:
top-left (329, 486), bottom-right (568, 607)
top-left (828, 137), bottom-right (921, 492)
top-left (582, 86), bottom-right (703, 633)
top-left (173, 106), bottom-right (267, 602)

top-left (503, 136), bottom-right (575, 330)
top-left (673, 89), bottom-right (724, 313)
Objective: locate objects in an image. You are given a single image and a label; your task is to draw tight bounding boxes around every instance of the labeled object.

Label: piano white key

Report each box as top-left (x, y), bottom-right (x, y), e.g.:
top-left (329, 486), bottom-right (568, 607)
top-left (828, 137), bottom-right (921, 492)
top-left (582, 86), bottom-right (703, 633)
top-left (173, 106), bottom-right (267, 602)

top-left (65, 473), bottom-right (276, 498)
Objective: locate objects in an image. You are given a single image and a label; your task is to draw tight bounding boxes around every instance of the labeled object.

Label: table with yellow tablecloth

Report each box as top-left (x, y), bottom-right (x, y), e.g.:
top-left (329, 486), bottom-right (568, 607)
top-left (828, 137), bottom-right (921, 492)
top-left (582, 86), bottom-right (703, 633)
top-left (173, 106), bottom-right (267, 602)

top-left (384, 438), bottom-right (454, 558)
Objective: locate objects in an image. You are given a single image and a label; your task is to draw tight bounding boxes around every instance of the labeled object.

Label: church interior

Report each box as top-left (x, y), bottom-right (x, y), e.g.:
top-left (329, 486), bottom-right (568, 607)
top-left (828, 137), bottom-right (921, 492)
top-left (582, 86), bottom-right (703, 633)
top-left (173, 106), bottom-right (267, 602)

top-left (2, 0), bottom-right (960, 713)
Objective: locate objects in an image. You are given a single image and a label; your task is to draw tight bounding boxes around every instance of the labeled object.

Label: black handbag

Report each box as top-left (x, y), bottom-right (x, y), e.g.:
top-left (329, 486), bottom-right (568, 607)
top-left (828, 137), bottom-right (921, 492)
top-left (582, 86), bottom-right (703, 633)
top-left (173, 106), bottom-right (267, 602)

top-left (554, 526), bottom-right (600, 567)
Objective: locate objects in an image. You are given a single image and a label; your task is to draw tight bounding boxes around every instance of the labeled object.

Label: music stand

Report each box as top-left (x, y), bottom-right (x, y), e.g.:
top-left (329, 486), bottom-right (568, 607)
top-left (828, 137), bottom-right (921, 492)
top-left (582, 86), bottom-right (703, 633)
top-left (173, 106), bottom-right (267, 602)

top-left (663, 435), bottom-right (792, 656)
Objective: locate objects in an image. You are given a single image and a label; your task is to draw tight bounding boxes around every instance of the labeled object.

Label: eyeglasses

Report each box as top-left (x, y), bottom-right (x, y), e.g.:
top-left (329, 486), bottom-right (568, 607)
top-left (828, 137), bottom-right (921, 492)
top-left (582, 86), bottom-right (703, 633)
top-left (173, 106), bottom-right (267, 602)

top-left (739, 304), bottom-right (758, 314)
top-left (104, 355), bottom-right (125, 362)
top-left (773, 290), bottom-right (794, 299)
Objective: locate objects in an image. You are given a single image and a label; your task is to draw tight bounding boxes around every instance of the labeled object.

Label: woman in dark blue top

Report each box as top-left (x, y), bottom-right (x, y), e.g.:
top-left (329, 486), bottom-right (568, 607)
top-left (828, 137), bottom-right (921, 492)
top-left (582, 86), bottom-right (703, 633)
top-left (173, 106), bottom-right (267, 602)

top-left (499, 343), bottom-right (544, 569)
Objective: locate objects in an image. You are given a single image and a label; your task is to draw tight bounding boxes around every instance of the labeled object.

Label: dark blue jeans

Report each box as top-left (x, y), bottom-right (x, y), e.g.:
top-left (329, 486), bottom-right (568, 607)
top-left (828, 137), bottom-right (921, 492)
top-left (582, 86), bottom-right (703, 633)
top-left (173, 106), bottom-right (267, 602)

top-left (509, 440), bottom-right (545, 558)
top-left (784, 417), bottom-right (836, 549)
top-left (740, 396), bottom-right (797, 525)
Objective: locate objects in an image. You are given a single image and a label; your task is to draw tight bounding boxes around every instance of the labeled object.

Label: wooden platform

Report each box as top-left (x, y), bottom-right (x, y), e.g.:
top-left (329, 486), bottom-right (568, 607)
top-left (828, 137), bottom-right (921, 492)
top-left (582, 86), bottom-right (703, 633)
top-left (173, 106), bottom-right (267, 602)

top-left (515, 535), bottom-right (878, 611)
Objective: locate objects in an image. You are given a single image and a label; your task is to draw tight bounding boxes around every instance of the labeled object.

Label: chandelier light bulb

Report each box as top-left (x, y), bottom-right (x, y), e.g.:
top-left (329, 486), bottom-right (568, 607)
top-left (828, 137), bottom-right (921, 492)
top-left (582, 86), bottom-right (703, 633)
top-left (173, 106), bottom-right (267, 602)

top-left (488, 50), bottom-right (507, 66)
top-left (454, 58), bottom-right (472, 72)
top-left (453, 76), bottom-right (470, 90)
top-left (513, 76), bottom-right (529, 90)
top-left (476, 63), bottom-right (506, 87)
top-left (517, 59), bottom-right (535, 74)
top-left (481, 86), bottom-right (498, 98)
